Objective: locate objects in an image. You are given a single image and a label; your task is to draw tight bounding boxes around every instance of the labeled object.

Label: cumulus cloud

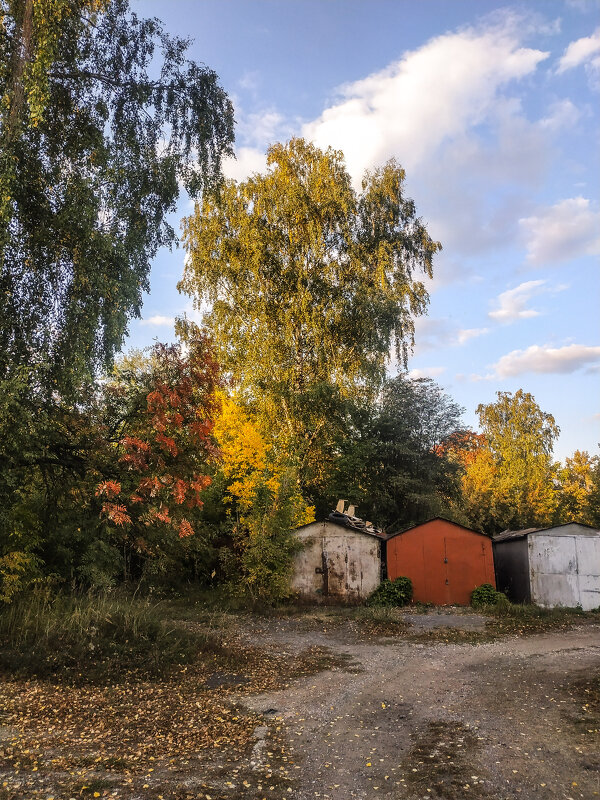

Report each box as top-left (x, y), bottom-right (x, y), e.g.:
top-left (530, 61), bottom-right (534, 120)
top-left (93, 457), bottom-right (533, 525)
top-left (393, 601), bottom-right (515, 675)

top-left (457, 327), bottom-right (490, 344)
top-left (493, 343), bottom-right (600, 376)
top-left (223, 146), bottom-right (267, 181)
top-left (302, 15), bottom-right (549, 182)
top-left (557, 27), bottom-right (600, 77)
top-left (488, 280), bottom-right (546, 322)
top-left (140, 315), bottom-right (175, 327)
top-left (539, 98), bottom-right (582, 130)
top-left (217, 12), bottom-right (576, 267)
top-left (519, 197), bottom-right (600, 265)
top-left (414, 318), bottom-right (490, 352)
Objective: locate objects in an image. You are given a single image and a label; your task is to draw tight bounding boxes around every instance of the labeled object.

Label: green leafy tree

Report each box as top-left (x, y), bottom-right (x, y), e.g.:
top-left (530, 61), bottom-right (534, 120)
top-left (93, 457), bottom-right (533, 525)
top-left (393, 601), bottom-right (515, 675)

top-left (587, 455), bottom-right (600, 528)
top-left (461, 389), bottom-right (560, 533)
top-left (0, 335), bottom-right (222, 594)
top-left (0, 0), bottom-right (234, 395)
top-left (322, 375), bottom-right (466, 530)
top-left (211, 392), bottom-right (314, 600)
top-left (180, 137), bottom-right (440, 494)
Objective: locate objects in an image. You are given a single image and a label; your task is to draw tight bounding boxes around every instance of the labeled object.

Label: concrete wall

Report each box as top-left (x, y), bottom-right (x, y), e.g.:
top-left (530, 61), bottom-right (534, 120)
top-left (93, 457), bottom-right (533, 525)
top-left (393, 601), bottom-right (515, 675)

top-left (290, 521), bottom-right (381, 601)
top-left (529, 526), bottom-right (600, 610)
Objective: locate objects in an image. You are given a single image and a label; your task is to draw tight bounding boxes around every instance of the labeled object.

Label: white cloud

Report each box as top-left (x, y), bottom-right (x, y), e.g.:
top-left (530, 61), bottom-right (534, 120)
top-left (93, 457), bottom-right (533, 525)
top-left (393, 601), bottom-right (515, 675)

top-left (140, 315), bottom-right (175, 327)
top-left (302, 15), bottom-right (549, 182)
top-left (414, 318), bottom-right (490, 352)
top-left (457, 327), bottom-right (490, 344)
top-left (238, 71), bottom-right (259, 92)
top-left (238, 108), bottom-right (290, 149)
top-left (223, 146), bottom-right (268, 182)
top-left (488, 280), bottom-right (546, 322)
top-left (493, 343), bottom-right (600, 377)
top-left (408, 366), bottom-right (447, 379)
top-left (539, 98), bottom-right (582, 130)
top-left (519, 197), bottom-right (600, 265)
top-left (557, 27), bottom-right (600, 76)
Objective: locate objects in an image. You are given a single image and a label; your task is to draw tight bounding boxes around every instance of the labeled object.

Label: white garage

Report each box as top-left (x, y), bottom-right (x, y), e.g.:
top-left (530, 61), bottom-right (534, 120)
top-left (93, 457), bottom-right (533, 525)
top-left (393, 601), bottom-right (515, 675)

top-left (493, 522), bottom-right (600, 610)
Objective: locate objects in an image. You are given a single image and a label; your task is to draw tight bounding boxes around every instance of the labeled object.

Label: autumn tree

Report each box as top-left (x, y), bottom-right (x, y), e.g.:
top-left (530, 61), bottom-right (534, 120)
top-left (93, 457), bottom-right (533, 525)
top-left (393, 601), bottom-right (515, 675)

top-left (211, 393), bottom-right (314, 600)
top-left (555, 450), bottom-right (598, 525)
top-left (0, 334), bottom-right (222, 597)
top-left (460, 390), bottom-right (559, 534)
top-left (180, 138), bottom-right (440, 496)
top-left (0, 0), bottom-right (234, 395)
top-left (95, 333), bottom-right (221, 583)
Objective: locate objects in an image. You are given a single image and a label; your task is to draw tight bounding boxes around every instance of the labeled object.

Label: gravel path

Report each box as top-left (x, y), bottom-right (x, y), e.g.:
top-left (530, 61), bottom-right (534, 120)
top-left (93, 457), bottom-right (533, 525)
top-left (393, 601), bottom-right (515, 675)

top-left (238, 622), bottom-right (600, 800)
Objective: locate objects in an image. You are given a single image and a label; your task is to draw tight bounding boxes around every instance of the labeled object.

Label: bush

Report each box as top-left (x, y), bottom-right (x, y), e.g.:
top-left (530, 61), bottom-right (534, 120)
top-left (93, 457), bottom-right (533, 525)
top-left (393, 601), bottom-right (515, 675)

top-left (367, 577), bottom-right (413, 607)
top-left (471, 583), bottom-right (505, 608)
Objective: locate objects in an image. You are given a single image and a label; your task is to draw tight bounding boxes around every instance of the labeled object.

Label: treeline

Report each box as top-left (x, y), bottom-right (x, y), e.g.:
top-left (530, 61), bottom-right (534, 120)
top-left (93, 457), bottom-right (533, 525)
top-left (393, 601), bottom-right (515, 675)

top-left (0, 1), bottom-right (597, 604)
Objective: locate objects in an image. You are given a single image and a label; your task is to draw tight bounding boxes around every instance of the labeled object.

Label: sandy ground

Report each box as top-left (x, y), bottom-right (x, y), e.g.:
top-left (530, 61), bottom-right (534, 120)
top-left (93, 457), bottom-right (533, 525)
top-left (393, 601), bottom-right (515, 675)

top-left (238, 616), bottom-right (600, 800)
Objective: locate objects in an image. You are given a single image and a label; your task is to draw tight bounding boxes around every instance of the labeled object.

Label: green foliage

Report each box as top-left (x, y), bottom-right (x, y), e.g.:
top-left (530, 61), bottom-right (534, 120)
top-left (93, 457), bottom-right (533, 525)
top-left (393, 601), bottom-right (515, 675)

top-left (470, 583), bottom-right (505, 609)
top-left (321, 375), bottom-right (466, 528)
top-left (223, 470), bottom-right (307, 603)
top-left (0, 337), bottom-right (222, 593)
top-left (555, 450), bottom-right (599, 525)
top-left (367, 576), bottom-right (413, 607)
top-left (0, 0), bottom-right (234, 396)
top-left (0, 591), bottom-right (207, 681)
top-left (0, 550), bottom-right (41, 603)
top-left (180, 137), bottom-right (440, 497)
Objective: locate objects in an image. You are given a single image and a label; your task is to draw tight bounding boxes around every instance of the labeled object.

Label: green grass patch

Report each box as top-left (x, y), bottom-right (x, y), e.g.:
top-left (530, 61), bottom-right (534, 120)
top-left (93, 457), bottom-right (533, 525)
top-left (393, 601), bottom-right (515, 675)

top-left (0, 591), bottom-right (223, 682)
top-left (483, 600), bottom-right (599, 636)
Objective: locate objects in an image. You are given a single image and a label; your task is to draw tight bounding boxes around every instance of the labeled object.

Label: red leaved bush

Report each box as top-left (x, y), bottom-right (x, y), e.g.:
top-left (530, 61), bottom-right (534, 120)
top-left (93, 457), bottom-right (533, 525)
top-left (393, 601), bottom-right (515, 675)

top-left (97, 332), bottom-right (221, 542)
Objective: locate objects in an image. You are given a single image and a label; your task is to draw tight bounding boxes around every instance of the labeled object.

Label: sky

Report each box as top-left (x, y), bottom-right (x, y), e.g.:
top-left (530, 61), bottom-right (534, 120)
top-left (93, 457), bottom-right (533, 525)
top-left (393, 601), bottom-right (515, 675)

top-left (129, 0), bottom-right (600, 462)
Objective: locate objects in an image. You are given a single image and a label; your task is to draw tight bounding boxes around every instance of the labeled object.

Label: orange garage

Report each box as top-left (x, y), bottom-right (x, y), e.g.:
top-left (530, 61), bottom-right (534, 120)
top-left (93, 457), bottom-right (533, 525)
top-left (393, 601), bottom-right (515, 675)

top-left (386, 518), bottom-right (495, 605)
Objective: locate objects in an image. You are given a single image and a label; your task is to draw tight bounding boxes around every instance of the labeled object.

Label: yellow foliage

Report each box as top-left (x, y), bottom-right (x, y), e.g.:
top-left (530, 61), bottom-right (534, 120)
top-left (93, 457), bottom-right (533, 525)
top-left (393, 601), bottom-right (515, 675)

top-left (0, 551), bottom-right (39, 603)
top-left (212, 392), bottom-right (314, 526)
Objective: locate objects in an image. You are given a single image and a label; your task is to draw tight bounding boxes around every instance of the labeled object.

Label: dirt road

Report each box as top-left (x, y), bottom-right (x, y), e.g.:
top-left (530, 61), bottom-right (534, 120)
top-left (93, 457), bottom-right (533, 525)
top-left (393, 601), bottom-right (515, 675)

top-left (239, 619), bottom-right (600, 800)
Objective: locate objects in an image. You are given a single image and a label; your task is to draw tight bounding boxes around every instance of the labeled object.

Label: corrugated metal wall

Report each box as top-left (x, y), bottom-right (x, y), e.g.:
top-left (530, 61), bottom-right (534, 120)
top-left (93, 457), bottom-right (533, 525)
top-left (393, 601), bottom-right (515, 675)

top-left (387, 519), bottom-right (495, 605)
top-left (529, 529), bottom-right (600, 610)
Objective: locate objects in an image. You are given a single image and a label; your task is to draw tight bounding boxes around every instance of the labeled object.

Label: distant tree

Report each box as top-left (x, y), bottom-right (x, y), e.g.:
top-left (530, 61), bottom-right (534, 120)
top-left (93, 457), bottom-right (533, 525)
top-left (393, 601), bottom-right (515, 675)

top-left (587, 455), bottom-right (600, 527)
top-left (555, 450), bottom-right (598, 525)
top-left (180, 138), bottom-right (440, 493)
top-left (0, 0), bottom-right (234, 395)
top-left (321, 375), bottom-right (465, 531)
top-left (460, 390), bottom-right (560, 533)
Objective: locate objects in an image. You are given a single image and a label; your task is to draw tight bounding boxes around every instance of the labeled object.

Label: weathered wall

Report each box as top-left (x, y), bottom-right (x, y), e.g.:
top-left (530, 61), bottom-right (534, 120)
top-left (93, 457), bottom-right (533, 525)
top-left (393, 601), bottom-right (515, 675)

top-left (290, 521), bottom-right (381, 601)
top-left (493, 537), bottom-right (531, 603)
top-left (529, 527), bottom-right (600, 610)
top-left (387, 519), bottom-right (495, 605)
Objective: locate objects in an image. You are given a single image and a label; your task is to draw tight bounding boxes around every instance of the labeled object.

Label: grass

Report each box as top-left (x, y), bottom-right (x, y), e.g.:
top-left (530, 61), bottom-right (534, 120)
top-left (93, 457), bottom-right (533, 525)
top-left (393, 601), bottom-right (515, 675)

top-left (1, 590), bottom-right (597, 686)
top-left (481, 599), bottom-right (599, 636)
top-left (0, 591), bottom-right (221, 682)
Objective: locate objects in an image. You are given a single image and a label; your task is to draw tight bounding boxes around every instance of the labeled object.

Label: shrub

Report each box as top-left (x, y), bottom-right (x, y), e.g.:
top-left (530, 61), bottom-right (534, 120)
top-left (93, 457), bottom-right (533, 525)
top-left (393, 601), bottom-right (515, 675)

top-left (367, 577), bottom-right (413, 607)
top-left (471, 583), bottom-right (505, 608)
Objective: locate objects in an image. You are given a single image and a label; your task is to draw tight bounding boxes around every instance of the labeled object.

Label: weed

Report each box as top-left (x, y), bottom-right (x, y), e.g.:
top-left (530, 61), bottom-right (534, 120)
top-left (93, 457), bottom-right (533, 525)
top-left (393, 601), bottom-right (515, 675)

top-left (0, 591), bottom-right (218, 682)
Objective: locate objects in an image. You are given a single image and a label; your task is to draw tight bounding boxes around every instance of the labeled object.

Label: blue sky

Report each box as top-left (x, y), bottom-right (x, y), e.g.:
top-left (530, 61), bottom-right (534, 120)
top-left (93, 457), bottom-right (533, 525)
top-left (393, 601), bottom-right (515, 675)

top-left (129, 0), bottom-right (600, 462)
